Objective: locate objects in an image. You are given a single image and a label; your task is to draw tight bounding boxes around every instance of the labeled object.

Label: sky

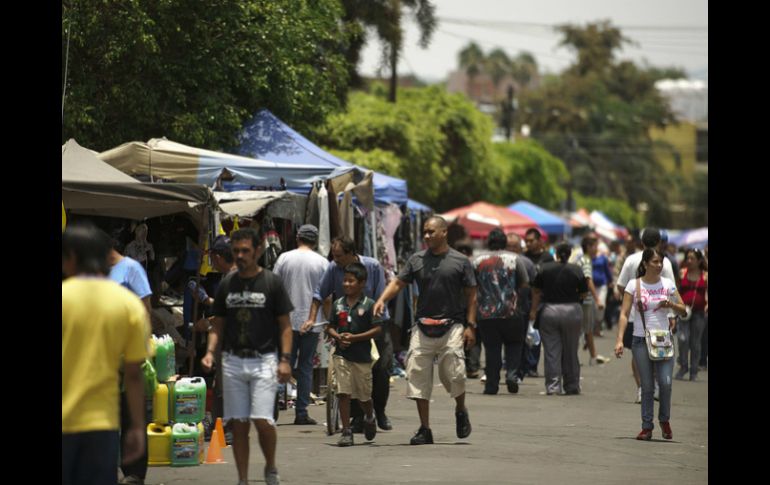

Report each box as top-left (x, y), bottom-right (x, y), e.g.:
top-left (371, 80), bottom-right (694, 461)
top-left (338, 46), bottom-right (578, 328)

top-left (358, 0), bottom-right (708, 82)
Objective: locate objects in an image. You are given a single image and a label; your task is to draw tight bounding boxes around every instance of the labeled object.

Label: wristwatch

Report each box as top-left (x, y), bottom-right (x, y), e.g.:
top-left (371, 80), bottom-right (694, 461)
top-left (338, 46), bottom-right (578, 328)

top-left (280, 352), bottom-right (292, 362)
top-left (466, 321), bottom-right (477, 329)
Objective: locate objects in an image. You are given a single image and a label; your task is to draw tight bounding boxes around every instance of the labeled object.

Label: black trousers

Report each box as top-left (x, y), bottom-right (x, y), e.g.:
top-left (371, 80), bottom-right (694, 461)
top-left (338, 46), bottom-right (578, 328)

top-left (351, 325), bottom-right (393, 419)
top-left (480, 316), bottom-right (525, 392)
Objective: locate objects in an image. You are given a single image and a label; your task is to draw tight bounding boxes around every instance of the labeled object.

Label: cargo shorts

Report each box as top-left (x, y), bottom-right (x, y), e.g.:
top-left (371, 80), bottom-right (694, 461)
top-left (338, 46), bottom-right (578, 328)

top-left (405, 323), bottom-right (466, 400)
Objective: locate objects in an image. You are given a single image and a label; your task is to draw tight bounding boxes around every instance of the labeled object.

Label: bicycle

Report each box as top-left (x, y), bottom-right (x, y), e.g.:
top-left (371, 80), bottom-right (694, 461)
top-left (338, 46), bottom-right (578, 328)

top-left (325, 344), bottom-right (342, 436)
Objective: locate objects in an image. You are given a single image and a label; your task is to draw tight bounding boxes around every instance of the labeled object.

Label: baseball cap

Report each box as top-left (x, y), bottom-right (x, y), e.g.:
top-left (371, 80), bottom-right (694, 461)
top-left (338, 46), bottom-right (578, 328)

top-left (297, 224), bottom-right (319, 242)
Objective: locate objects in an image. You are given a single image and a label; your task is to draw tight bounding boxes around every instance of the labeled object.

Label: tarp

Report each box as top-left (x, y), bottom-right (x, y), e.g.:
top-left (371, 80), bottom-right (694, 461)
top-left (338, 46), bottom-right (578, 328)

top-left (62, 139), bottom-right (216, 223)
top-left (98, 137), bottom-right (374, 210)
top-left (442, 201), bottom-right (542, 239)
top-left (671, 227), bottom-right (708, 249)
top-left (407, 198), bottom-right (433, 213)
top-left (214, 190), bottom-right (307, 225)
top-left (236, 109), bottom-right (408, 205)
top-left (589, 210), bottom-right (629, 241)
top-left (507, 201), bottom-right (571, 236)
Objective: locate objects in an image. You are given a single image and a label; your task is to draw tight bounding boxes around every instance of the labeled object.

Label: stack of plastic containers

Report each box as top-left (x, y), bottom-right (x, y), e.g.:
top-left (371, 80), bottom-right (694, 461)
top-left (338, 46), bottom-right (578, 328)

top-left (146, 335), bottom-right (207, 467)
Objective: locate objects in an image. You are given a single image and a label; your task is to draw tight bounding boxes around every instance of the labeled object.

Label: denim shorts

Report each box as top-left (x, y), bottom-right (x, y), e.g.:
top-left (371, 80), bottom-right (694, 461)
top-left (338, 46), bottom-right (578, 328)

top-left (221, 351), bottom-right (278, 425)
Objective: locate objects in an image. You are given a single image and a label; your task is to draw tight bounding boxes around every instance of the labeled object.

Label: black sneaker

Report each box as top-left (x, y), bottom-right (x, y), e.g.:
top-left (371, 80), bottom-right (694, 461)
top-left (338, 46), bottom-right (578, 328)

top-left (364, 416), bottom-right (377, 441)
top-left (350, 417), bottom-right (364, 434)
top-left (293, 415), bottom-right (318, 425)
top-left (376, 412), bottom-right (393, 430)
top-left (455, 410), bottom-right (472, 439)
top-left (409, 426), bottom-right (434, 445)
top-left (506, 379), bottom-right (519, 394)
top-left (337, 429), bottom-right (354, 447)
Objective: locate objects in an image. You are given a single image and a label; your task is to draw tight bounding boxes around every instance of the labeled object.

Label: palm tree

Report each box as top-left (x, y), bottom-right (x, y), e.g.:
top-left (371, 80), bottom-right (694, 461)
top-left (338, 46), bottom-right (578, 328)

top-left (486, 48), bottom-right (511, 96)
top-left (510, 52), bottom-right (539, 90)
top-left (343, 0), bottom-right (436, 103)
top-left (458, 42), bottom-right (484, 99)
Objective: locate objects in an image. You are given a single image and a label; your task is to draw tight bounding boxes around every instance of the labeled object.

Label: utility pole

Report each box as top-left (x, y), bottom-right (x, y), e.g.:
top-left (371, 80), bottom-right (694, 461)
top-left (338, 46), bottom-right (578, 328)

top-left (501, 85), bottom-right (515, 141)
top-left (565, 136), bottom-right (578, 212)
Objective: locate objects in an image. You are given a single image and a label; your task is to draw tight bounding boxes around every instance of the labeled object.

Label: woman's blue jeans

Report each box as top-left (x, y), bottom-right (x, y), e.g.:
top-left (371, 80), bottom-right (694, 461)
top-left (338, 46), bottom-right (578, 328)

top-left (632, 336), bottom-right (674, 430)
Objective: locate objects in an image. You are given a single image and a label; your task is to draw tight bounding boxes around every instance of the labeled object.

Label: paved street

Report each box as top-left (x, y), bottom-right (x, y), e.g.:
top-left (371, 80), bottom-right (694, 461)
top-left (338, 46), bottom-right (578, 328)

top-left (147, 336), bottom-right (707, 484)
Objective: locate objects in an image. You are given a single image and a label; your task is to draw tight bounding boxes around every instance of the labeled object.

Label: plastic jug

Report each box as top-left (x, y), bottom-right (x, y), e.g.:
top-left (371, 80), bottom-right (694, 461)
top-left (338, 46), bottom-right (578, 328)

top-left (173, 377), bottom-right (207, 423)
top-left (153, 335), bottom-right (176, 382)
top-left (171, 422), bottom-right (200, 467)
top-left (152, 383), bottom-right (170, 424)
top-left (147, 423), bottom-right (172, 466)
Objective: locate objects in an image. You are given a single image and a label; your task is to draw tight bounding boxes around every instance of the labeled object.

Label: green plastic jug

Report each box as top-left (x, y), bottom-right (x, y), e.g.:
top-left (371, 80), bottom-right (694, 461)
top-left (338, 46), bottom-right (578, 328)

top-left (153, 335), bottom-right (176, 382)
top-left (173, 377), bottom-right (207, 424)
top-left (171, 423), bottom-right (200, 467)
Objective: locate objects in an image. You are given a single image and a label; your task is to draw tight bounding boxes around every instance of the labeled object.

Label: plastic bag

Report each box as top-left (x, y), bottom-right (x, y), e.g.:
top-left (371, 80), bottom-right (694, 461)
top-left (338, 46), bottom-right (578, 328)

top-left (526, 320), bottom-right (541, 347)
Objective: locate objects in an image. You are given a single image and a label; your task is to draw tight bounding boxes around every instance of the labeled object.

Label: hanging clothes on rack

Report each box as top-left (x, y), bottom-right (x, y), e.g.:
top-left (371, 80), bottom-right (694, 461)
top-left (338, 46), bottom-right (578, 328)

top-left (339, 182), bottom-right (356, 240)
top-left (376, 204), bottom-right (402, 275)
top-left (305, 182), bottom-right (320, 228)
top-left (261, 216), bottom-right (282, 270)
top-left (317, 183), bottom-right (330, 257)
top-left (326, 179), bottom-right (342, 243)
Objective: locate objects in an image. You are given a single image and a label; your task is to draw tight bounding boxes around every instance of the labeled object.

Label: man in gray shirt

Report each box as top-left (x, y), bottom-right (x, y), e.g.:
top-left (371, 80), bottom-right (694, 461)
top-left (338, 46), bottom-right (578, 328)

top-left (374, 216), bottom-right (477, 445)
top-left (273, 225), bottom-right (329, 425)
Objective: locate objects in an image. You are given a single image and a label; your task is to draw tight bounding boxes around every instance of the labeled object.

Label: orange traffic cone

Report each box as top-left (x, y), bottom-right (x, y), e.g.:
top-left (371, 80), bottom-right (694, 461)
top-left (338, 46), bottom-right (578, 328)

top-left (215, 417), bottom-right (228, 448)
top-left (205, 428), bottom-right (226, 464)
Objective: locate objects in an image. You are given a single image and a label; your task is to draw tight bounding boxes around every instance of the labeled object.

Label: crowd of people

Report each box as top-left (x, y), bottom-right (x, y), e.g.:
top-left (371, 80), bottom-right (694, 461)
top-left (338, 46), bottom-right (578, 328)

top-left (62, 216), bottom-right (707, 485)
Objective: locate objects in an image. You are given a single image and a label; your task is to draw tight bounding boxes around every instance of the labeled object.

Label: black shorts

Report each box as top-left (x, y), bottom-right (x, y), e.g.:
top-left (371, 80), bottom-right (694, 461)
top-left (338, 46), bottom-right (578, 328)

top-left (623, 322), bottom-right (634, 349)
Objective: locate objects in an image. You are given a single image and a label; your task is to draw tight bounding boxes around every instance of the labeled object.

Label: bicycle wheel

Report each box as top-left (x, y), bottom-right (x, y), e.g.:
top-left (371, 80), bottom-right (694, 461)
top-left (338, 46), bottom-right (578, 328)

top-left (325, 358), bottom-right (341, 435)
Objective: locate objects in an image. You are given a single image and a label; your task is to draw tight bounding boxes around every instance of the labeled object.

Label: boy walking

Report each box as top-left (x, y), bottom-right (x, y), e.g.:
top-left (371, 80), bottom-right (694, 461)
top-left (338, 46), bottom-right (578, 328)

top-left (326, 263), bottom-right (383, 447)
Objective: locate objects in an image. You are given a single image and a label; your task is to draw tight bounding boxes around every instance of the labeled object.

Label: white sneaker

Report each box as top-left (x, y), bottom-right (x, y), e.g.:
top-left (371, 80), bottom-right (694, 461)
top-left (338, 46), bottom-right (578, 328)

top-left (654, 382), bottom-right (660, 401)
top-left (635, 386), bottom-right (642, 404)
top-left (595, 355), bottom-right (610, 364)
top-left (480, 374), bottom-right (487, 382)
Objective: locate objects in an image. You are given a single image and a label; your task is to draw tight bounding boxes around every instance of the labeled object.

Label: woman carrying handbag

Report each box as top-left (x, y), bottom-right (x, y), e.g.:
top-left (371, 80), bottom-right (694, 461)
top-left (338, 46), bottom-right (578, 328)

top-left (613, 248), bottom-right (687, 441)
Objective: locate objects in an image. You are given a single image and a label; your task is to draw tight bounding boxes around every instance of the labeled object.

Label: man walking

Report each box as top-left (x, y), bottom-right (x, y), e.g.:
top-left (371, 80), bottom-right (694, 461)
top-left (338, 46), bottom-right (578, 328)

top-left (374, 216), bottom-right (477, 445)
top-left (272, 224), bottom-right (329, 425)
top-left (522, 228), bottom-right (554, 377)
top-left (201, 227), bottom-right (293, 485)
top-left (474, 228), bottom-right (529, 394)
top-left (62, 224), bottom-right (149, 485)
top-left (107, 234), bottom-right (154, 485)
top-left (306, 236), bottom-right (393, 431)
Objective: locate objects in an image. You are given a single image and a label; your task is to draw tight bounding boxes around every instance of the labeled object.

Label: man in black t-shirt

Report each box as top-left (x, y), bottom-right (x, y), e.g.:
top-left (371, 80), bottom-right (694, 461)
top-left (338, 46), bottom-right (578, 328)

top-left (201, 227), bottom-right (292, 485)
top-left (374, 216), bottom-right (477, 446)
top-left (522, 228), bottom-right (553, 378)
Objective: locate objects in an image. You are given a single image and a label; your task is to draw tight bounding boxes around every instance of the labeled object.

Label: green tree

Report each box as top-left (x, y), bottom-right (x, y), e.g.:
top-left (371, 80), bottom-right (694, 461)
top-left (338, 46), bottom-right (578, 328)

top-left (489, 140), bottom-right (568, 209)
top-left (317, 86), bottom-right (497, 211)
top-left (519, 21), bottom-right (681, 226)
top-left (62, 0), bottom-right (351, 151)
top-left (459, 42), bottom-right (485, 96)
top-left (341, 0), bottom-right (436, 103)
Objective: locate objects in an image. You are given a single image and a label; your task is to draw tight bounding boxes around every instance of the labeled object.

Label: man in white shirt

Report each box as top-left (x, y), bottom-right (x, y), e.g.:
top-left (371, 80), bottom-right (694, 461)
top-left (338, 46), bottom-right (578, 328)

top-left (272, 225), bottom-right (329, 425)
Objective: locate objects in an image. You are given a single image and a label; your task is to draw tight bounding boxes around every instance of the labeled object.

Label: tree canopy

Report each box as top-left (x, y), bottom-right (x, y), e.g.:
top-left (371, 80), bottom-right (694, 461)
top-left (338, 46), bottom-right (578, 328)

top-left (317, 86), bottom-right (568, 213)
top-left (518, 21), bottom-right (684, 226)
top-left (62, 0), bottom-right (351, 151)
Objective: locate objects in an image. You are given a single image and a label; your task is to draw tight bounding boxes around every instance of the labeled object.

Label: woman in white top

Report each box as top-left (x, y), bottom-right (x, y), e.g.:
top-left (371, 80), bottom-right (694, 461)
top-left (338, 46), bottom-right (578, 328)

top-left (614, 248), bottom-right (687, 441)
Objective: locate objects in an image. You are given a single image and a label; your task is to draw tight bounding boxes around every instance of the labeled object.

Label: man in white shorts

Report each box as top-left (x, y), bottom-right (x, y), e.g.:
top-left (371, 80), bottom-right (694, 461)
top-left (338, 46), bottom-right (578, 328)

top-left (202, 227), bottom-right (293, 485)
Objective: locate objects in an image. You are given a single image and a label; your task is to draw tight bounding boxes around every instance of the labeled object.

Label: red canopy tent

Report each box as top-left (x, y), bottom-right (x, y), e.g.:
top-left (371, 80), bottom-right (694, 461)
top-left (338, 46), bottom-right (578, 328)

top-left (441, 201), bottom-right (544, 239)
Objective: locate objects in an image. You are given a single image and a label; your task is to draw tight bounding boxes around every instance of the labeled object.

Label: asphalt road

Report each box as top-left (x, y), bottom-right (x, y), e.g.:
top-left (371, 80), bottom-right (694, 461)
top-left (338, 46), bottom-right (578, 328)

top-left (146, 335), bottom-right (708, 484)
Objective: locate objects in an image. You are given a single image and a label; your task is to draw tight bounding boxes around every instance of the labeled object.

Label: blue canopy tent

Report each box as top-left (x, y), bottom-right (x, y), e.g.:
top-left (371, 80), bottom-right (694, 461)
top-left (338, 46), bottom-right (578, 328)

top-left (507, 200), bottom-right (571, 236)
top-left (671, 227), bottom-right (708, 249)
top-left (407, 198), bottom-right (433, 213)
top-left (236, 109), bottom-right (408, 205)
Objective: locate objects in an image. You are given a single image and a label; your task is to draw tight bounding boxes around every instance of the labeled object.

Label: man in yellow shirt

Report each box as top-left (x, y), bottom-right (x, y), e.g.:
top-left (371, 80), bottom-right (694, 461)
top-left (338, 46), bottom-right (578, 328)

top-left (62, 224), bottom-right (150, 485)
